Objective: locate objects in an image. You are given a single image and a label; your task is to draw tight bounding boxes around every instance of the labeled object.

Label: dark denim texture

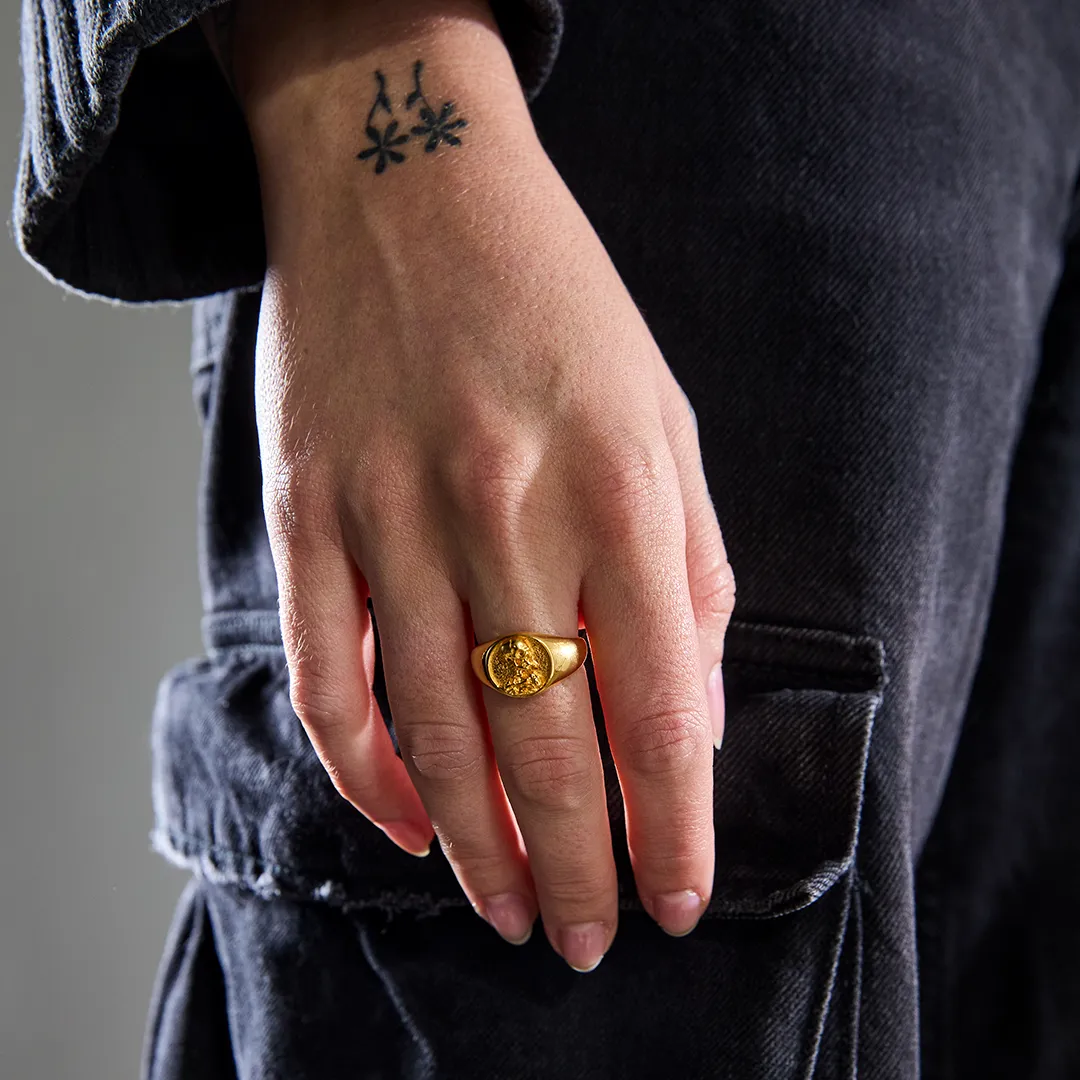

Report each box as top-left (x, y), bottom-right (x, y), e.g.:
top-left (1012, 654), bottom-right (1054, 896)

top-left (13, 0), bottom-right (1080, 1076)
top-left (138, 0), bottom-right (1080, 1073)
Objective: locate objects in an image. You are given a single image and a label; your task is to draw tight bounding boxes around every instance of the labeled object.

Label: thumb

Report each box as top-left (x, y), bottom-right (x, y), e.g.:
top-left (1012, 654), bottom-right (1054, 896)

top-left (659, 373), bottom-right (737, 751)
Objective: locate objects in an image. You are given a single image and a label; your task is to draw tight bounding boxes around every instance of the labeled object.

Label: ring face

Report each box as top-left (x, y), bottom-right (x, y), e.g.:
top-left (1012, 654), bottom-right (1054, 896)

top-left (485, 634), bottom-right (554, 697)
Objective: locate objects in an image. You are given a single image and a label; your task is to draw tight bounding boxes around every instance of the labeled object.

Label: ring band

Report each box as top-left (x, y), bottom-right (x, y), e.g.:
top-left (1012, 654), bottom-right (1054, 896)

top-left (471, 632), bottom-right (589, 698)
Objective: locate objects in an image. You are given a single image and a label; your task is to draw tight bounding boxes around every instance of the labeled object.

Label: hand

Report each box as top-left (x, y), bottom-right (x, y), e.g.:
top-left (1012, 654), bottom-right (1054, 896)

top-left (232, 0), bottom-right (735, 971)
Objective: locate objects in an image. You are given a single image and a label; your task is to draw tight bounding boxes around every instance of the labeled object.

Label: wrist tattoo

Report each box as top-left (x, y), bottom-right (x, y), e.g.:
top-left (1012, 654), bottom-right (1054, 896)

top-left (356, 61), bottom-right (468, 175)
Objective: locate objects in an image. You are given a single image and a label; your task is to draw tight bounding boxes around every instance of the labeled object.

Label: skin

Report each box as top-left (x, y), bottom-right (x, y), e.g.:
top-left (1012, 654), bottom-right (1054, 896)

top-left (201, 0), bottom-right (735, 972)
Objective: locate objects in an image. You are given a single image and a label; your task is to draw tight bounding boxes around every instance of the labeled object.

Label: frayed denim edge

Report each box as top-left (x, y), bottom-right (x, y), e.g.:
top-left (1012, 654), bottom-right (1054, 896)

top-left (149, 826), bottom-right (470, 920)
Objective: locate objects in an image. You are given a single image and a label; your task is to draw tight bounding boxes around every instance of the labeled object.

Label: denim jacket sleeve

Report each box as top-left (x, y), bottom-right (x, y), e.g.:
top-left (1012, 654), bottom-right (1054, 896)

top-left (11, 0), bottom-right (565, 304)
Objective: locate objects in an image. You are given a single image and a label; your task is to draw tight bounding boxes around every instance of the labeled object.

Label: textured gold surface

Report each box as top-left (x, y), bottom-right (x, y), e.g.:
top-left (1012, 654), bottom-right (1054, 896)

top-left (485, 634), bottom-right (554, 697)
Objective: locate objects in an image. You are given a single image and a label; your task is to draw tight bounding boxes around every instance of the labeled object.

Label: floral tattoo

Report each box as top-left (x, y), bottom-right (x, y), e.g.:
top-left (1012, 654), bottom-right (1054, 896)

top-left (356, 61), bottom-right (468, 174)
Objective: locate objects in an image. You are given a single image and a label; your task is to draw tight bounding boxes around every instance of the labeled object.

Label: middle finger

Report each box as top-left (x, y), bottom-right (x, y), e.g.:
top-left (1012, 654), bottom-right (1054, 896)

top-left (470, 566), bottom-right (618, 974)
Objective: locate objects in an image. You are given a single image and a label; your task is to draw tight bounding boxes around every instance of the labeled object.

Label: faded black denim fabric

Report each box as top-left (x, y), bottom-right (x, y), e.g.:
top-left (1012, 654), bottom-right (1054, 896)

top-left (13, 0), bottom-right (1080, 1078)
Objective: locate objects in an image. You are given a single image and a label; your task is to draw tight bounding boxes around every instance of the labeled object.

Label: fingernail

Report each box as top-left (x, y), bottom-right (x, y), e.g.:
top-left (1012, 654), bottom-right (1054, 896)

top-left (557, 922), bottom-right (608, 972)
top-left (707, 662), bottom-right (725, 751)
top-left (380, 820), bottom-right (432, 858)
top-left (652, 888), bottom-right (705, 937)
top-left (480, 893), bottom-right (534, 945)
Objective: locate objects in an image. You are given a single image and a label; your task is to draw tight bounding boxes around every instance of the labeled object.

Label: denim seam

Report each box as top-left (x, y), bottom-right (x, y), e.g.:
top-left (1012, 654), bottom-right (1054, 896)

top-left (356, 922), bottom-right (438, 1077)
top-left (848, 867), bottom-right (864, 1079)
top-left (914, 851), bottom-right (949, 1080)
top-left (801, 873), bottom-right (855, 1080)
top-left (724, 659), bottom-right (884, 694)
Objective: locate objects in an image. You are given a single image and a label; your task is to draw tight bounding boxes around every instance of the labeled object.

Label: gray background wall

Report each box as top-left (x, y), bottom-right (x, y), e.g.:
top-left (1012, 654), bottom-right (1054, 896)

top-left (2, 8), bottom-right (202, 1076)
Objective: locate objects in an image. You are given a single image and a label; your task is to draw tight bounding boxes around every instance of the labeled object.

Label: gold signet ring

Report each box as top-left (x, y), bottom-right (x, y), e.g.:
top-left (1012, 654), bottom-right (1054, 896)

top-left (470, 633), bottom-right (589, 698)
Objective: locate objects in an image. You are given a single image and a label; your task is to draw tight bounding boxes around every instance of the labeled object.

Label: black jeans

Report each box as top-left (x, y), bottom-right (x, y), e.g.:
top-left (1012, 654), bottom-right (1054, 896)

top-left (141, 2), bottom-right (1080, 1077)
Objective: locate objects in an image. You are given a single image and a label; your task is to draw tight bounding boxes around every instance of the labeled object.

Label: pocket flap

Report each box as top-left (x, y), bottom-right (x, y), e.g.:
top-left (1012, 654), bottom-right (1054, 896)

top-left (601, 620), bottom-right (885, 919)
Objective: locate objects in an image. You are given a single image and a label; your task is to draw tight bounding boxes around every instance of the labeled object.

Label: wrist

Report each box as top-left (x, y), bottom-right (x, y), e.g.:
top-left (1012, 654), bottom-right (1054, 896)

top-left (228, 0), bottom-right (545, 245)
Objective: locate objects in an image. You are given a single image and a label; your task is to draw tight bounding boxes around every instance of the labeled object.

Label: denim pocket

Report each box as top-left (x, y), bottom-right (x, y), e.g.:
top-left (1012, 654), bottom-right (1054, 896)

top-left (618, 619), bottom-right (883, 1077)
top-left (151, 616), bottom-right (883, 917)
top-left (610, 620), bottom-right (885, 920)
top-left (149, 616), bottom-right (882, 1078)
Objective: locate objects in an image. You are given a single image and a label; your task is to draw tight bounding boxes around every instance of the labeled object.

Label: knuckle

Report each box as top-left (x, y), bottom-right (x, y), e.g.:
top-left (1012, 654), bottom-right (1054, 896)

top-left (287, 668), bottom-right (351, 734)
top-left (347, 452), bottom-right (420, 539)
top-left (443, 842), bottom-right (506, 876)
top-left (400, 720), bottom-right (487, 786)
top-left (588, 437), bottom-right (679, 542)
top-left (691, 558), bottom-right (737, 624)
top-left (621, 702), bottom-right (711, 777)
top-left (639, 811), bottom-right (714, 871)
top-left (641, 844), bottom-right (700, 878)
top-left (287, 677), bottom-right (369, 804)
top-left (263, 459), bottom-right (337, 549)
top-left (440, 437), bottom-right (542, 538)
top-left (504, 734), bottom-right (595, 813)
top-left (541, 872), bottom-right (613, 911)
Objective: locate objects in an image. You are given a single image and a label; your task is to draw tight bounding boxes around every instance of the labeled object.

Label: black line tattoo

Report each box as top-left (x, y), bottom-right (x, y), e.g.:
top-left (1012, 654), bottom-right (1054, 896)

top-left (356, 61), bottom-right (468, 174)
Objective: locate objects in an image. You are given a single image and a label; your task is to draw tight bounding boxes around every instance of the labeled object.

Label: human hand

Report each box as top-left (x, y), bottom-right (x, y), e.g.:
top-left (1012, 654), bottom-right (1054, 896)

top-left (230, 0), bottom-right (735, 971)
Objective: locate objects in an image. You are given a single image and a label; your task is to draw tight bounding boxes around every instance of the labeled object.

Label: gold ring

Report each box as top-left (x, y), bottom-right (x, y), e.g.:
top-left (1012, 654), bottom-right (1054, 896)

top-left (471, 632), bottom-right (589, 698)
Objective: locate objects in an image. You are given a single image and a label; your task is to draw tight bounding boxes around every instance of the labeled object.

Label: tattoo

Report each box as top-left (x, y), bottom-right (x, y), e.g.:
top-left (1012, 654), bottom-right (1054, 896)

top-left (356, 61), bottom-right (468, 175)
top-left (199, 1), bottom-right (237, 95)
